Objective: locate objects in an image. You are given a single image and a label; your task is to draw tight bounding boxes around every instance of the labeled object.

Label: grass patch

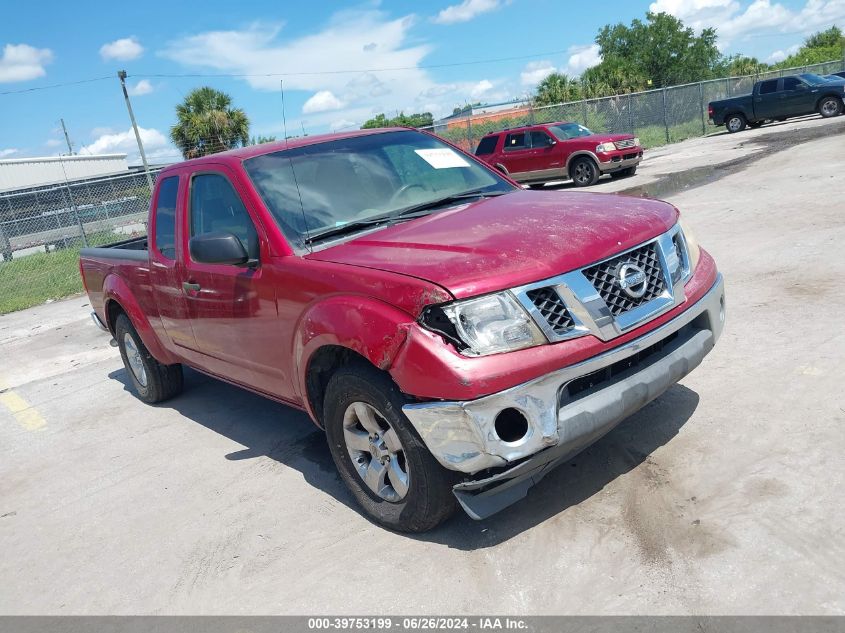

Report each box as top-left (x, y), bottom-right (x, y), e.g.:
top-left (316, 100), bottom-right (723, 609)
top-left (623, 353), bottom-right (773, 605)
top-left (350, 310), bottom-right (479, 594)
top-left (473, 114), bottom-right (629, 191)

top-left (0, 248), bottom-right (86, 315)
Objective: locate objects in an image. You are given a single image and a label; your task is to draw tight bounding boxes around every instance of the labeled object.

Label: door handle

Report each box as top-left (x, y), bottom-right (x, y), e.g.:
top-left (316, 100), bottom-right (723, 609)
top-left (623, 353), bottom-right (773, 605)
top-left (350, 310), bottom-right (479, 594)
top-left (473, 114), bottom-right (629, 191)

top-left (182, 281), bottom-right (201, 293)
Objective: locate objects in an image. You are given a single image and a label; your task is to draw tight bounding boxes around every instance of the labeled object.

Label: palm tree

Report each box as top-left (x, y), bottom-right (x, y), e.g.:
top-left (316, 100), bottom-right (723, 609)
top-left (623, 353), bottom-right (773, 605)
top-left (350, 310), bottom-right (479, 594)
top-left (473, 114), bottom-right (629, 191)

top-left (170, 87), bottom-right (250, 159)
top-left (534, 73), bottom-right (583, 106)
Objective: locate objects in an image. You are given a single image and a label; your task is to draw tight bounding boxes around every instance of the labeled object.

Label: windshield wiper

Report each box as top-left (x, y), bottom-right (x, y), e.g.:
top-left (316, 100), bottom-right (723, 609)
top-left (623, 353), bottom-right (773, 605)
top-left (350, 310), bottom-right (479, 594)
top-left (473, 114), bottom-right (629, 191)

top-left (392, 188), bottom-right (511, 218)
top-left (304, 215), bottom-right (396, 245)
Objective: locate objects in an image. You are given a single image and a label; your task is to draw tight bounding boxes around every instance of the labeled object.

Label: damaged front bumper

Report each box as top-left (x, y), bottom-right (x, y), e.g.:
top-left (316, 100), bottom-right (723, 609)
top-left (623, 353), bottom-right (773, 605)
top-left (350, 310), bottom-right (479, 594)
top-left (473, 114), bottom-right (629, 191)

top-left (402, 274), bottom-right (725, 519)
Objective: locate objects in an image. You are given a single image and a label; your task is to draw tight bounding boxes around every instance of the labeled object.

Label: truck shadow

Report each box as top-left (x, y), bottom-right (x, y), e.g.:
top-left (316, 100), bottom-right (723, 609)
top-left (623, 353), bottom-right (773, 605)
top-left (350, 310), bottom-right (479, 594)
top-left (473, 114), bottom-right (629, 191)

top-left (109, 367), bottom-right (698, 550)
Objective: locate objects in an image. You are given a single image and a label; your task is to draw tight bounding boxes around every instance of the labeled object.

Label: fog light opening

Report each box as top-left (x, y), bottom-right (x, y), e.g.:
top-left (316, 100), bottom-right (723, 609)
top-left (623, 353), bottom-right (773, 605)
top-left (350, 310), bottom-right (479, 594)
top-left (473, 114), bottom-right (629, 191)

top-left (494, 408), bottom-right (530, 444)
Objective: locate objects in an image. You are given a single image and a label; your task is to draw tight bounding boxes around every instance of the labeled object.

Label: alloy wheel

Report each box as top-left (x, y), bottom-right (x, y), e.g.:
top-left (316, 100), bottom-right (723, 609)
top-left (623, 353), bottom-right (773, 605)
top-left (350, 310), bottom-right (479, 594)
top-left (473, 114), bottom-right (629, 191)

top-left (342, 402), bottom-right (409, 502)
top-left (123, 333), bottom-right (148, 387)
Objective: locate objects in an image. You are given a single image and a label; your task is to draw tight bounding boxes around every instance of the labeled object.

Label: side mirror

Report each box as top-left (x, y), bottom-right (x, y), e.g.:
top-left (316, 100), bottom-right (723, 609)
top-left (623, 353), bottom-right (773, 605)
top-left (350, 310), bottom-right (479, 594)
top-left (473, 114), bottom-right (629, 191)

top-left (189, 231), bottom-right (251, 266)
top-left (547, 137), bottom-right (557, 146)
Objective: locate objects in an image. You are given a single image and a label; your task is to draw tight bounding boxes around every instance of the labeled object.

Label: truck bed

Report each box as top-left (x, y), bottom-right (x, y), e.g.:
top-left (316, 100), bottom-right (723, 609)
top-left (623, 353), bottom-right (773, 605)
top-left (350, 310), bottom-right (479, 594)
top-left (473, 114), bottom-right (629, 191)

top-left (80, 235), bottom-right (149, 262)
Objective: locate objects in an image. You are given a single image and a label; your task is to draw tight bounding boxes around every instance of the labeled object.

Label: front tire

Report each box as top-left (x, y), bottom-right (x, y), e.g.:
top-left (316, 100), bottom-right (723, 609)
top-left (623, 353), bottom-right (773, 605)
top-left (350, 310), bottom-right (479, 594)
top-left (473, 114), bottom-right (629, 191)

top-left (323, 361), bottom-right (457, 532)
top-left (115, 313), bottom-right (183, 404)
top-left (726, 113), bottom-right (746, 133)
top-left (819, 96), bottom-right (842, 118)
top-left (569, 156), bottom-right (600, 187)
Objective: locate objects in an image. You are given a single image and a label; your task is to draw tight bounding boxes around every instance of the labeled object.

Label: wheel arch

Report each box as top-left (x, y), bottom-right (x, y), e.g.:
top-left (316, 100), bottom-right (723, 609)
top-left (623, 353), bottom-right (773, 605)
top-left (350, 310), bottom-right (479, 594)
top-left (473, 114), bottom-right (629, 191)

top-left (565, 150), bottom-right (600, 176)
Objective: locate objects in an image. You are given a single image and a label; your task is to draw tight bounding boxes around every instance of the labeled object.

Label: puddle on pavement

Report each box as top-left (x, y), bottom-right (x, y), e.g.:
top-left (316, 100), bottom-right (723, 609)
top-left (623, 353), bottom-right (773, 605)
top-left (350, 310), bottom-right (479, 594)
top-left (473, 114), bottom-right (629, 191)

top-left (619, 116), bottom-right (845, 200)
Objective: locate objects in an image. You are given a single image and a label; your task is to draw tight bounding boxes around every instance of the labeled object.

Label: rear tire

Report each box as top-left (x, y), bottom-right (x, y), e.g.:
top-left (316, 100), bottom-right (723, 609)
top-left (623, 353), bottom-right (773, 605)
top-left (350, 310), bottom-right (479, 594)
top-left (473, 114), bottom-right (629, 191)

top-left (115, 313), bottom-right (183, 404)
top-left (819, 96), bottom-right (842, 118)
top-left (569, 156), bottom-right (600, 187)
top-left (323, 361), bottom-right (457, 532)
top-left (725, 113), bottom-right (746, 133)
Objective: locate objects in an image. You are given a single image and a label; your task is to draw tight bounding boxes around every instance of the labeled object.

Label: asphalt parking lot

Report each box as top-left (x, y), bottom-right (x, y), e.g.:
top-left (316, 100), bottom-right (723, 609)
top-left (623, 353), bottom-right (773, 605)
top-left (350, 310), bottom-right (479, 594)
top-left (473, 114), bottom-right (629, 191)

top-left (1, 115), bottom-right (844, 615)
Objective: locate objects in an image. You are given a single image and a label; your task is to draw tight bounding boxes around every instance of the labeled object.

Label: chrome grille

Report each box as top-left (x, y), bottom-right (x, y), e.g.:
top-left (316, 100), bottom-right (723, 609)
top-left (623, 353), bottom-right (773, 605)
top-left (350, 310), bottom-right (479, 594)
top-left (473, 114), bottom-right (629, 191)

top-left (614, 138), bottom-right (636, 150)
top-left (582, 243), bottom-right (666, 316)
top-left (526, 287), bottom-right (574, 334)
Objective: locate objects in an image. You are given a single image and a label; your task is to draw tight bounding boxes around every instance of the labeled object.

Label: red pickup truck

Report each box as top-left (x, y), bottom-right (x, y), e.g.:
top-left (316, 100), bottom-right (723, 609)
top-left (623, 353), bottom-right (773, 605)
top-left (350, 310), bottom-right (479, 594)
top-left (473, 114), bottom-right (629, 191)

top-left (80, 128), bottom-right (725, 532)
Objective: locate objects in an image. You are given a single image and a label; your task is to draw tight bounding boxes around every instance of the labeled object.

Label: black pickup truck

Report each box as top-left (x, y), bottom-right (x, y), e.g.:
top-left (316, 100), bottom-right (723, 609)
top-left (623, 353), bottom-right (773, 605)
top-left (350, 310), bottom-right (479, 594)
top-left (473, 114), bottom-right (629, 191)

top-left (709, 73), bottom-right (845, 133)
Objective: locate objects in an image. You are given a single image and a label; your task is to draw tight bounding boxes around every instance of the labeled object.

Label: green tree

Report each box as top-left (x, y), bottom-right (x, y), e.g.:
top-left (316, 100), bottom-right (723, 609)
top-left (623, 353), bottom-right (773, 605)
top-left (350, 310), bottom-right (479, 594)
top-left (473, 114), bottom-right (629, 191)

top-left (250, 135), bottom-right (277, 145)
top-left (361, 111), bottom-right (434, 129)
top-left (725, 55), bottom-right (767, 76)
top-left (591, 12), bottom-right (723, 89)
top-left (170, 87), bottom-right (250, 159)
top-left (533, 73), bottom-right (582, 106)
top-left (774, 26), bottom-right (844, 68)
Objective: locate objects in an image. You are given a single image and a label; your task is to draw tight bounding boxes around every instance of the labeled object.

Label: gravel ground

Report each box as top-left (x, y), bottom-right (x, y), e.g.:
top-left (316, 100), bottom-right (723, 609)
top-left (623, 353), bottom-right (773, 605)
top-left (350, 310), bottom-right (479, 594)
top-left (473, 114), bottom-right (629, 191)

top-left (1, 114), bottom-right (843, 615)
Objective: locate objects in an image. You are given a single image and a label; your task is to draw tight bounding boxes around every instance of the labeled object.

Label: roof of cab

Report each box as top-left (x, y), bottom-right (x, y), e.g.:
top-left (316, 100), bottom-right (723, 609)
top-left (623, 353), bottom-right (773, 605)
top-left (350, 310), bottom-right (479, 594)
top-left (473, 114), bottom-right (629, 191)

top-left (159, 126), bottom-right (415, 174)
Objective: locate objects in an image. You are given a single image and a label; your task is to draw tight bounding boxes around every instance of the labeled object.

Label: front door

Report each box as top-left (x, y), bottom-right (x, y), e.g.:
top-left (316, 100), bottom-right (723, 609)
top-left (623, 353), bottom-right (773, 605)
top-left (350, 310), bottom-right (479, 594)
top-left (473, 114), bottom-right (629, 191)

top-left (753, 79), bottom-right (780, 119)
top-left (780, 77), bottom-right (815, 116)
top-left (528, 130), bottom-right (562, 179)
top-left (180, 167), bottom-right (294, 401)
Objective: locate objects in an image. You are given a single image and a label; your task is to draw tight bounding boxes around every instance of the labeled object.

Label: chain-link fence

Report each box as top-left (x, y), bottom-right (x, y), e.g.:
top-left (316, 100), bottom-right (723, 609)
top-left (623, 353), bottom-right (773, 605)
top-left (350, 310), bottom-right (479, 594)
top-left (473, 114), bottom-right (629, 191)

top-left (422, 59), bottom-right (845, 153)
top-left (0, 169), bottom-right (160, 314)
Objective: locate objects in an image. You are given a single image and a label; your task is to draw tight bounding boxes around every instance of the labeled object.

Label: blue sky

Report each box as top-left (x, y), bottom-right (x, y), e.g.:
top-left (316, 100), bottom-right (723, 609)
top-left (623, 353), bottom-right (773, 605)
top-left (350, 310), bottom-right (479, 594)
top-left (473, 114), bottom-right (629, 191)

top-left (1, 0), bottom-right (842, 164)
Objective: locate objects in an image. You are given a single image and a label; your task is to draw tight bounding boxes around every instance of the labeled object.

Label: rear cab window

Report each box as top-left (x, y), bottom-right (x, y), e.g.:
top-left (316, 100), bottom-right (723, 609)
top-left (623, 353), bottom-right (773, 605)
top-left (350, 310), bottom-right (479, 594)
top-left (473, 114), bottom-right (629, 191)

top-left (504, 132), bottom-right (527, 151)
top-left (153, 176), bottom-right (179, 260)
top-left (758, 80), bottom-right (778, 95)
top-left (475, 135), bottom-right (499, 155)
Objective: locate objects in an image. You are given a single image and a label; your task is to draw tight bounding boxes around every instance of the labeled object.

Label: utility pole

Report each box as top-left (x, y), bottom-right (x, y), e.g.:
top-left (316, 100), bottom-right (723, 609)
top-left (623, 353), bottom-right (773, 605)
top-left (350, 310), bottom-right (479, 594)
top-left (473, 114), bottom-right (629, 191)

top-left (117, 70), bottom-right (154, 191)
top-left (60, 118), bottom-right (74, 155)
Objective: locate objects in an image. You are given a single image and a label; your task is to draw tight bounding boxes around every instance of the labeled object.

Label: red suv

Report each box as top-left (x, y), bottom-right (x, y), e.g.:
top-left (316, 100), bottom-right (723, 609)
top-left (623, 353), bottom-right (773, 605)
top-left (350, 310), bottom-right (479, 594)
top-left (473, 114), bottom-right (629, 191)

top-left (475, 122), bottom-right (643, 187)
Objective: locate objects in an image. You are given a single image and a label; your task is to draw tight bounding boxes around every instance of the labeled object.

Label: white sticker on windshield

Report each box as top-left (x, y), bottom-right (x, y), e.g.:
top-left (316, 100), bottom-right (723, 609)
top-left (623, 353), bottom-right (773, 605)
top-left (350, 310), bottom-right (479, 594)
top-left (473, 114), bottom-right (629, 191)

top-left (414, 148), bottom-right (470, 169)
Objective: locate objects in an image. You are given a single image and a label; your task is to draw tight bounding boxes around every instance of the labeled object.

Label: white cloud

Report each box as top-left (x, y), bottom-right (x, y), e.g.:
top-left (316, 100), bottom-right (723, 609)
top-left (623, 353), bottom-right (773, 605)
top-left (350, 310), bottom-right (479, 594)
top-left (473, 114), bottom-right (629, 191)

top-left (303, 90), bottom-right (346, 113)
top-left (649, 0), bottom-right (845, 48)
top-left (99, 37), bottom-right (144, 61)
top-left (329, 118), bottom-right (357, 131)
top-left (0, 43), bottom-right (54, 83)
top-left (520, 60), bottom-right (557, 86)
top-left (469, 79), bottom-right (494, 99)
top-left (44, 139), bottom-right (63, 148)
top-left (162, 10), bottom-right (486, 122)
top-left (128, 79), bottom-right (154, 95)
top-left (433, 0), bottom-right (501, 24)
top-left (565, 44), bottom-right (602, 76)
top-left (79, 126), bottom-right (178, 164)
top-left (0, 148), bottom-right (19, 158)
top-left (767, 43), bottom-right (801, 63)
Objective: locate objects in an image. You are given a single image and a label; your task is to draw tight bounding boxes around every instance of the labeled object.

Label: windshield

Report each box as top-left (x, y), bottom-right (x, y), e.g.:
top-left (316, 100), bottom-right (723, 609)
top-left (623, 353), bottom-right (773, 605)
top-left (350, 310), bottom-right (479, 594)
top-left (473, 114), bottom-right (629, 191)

top-left (243, 130), bottom-right (514, 249)
top-left (799, 73), bottom-right (830, 85)
top-left (547, 123), bottom-right (594, 141)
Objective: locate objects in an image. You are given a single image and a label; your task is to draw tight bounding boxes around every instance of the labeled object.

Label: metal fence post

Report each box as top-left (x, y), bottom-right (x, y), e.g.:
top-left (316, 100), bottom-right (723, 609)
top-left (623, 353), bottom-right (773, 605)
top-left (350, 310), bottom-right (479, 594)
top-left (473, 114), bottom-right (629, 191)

top-left (0, 218), bottom-right (11, 261)
top-left (627, 93), bottom-right (634, 135)
top-left (582, 99), bottom-right (589, 126)
top-left (662, 87), bottom-right (670, 144)
top-left (466, 118), bottom-right (473, 152)
top-left (62, 182), bottom-right (88, 248)
top-left (698, 82), bottom-right (707, 136)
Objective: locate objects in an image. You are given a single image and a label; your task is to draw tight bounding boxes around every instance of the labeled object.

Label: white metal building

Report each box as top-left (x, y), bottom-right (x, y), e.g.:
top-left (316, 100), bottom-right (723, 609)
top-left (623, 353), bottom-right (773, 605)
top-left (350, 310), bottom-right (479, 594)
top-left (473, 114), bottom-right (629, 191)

top-left (0, 154), bottom-right (129, 193)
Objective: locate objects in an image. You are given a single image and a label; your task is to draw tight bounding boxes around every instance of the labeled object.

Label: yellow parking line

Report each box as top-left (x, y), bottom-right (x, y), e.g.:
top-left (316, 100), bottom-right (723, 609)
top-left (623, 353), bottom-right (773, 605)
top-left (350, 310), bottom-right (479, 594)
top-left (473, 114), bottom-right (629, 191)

top-left (0, 378), bottom-right (46, 431)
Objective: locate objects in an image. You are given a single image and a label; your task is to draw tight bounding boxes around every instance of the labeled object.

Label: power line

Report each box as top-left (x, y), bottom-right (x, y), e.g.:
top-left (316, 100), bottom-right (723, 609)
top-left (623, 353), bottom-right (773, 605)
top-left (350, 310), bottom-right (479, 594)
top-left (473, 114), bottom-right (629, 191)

top-left (0, 75), bottom-right (112, 96)
top-left (130, 48), bottom-right (575, 79)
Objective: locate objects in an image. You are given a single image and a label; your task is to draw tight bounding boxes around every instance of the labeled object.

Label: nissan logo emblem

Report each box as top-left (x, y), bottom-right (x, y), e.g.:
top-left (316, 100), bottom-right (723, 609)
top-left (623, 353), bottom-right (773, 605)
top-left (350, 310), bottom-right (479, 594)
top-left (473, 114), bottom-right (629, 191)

top-left (618, 263), bottom-right (648, 299)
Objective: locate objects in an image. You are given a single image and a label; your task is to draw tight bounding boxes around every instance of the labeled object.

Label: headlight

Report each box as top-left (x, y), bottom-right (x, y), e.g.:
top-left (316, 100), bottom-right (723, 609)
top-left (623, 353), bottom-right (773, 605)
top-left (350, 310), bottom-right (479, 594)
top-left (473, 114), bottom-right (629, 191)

top-left (596, 142), bottom-right (616, 153)
top-left (678, 217), bottom-right (701, 272)
top-left (422, 292), bottom-right (546, 356)
top-left (633, 137), bottom-right (641, 147)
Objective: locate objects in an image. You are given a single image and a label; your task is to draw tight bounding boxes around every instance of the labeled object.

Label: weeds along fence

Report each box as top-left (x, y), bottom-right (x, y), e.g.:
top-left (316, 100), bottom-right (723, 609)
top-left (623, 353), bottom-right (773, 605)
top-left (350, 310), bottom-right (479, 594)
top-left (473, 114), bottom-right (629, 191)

top-left (0, 169), bottom-right (161, 314)
top-left (423, 59), bottom-right (845, 153)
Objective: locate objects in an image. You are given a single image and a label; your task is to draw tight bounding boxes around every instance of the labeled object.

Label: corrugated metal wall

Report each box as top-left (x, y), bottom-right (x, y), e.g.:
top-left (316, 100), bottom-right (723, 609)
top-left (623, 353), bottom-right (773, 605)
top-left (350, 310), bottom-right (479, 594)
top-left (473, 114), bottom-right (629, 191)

top-left (0, 154), bottom-right (129, 193)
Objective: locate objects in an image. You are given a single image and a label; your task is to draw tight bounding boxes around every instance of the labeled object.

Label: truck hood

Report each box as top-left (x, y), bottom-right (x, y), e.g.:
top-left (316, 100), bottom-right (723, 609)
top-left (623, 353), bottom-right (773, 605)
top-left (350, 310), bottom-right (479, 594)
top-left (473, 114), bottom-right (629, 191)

top-left (305, 190), bottom-right (678, 299)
